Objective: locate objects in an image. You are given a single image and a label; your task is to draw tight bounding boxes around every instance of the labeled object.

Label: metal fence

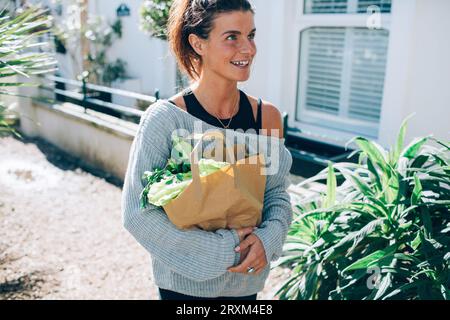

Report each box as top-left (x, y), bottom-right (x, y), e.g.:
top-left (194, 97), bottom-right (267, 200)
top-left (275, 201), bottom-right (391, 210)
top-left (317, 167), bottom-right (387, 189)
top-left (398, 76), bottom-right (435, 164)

top-left (39, 75), bottom-right (159, 124)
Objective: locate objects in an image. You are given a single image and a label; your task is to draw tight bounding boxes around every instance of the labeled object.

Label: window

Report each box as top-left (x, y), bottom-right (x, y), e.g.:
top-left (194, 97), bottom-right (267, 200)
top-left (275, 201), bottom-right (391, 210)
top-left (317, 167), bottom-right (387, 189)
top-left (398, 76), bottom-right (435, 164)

top-left (295, 0), bottom-right (391, 137)
top-left (304, 0), bottom-right (392, 14)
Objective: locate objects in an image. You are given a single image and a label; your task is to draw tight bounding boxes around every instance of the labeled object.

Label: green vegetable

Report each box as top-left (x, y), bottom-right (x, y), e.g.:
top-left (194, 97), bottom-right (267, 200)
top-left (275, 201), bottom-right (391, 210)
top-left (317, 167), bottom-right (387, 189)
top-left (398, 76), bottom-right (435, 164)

top-left (145, 172), bottom-right (192, 207)
top-left (198, 158), bottom-right (230, 176)
top-left (139, 135), bottom-right (230, 208)
top-left (172, 135), bottom-right (194, 163)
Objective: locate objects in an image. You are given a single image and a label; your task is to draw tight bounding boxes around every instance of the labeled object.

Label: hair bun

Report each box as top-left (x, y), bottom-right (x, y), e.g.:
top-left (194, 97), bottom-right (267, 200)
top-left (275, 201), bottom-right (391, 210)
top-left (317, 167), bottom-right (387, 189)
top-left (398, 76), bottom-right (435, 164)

top-left (192, 0), bottom-right (209, 10)
top-left (200, 0), bottom-right (209, 8)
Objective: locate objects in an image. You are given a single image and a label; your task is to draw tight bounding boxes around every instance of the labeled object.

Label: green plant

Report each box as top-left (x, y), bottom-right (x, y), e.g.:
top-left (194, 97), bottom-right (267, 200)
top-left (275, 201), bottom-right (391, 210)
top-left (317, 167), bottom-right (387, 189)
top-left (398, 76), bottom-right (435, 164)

top-left (139, 0), bottom-right (173, 41)
top-left (276, 118), bottom-right (450, 300)
top-left (0, 6), bottom-right (56, 137)
top-left (135, 98), bottom-right (151, 111)
top-left (110, 18), bottom-right (122, 38)
top-left (0, 102), bottom-right (15, 136)
top-left (53, 3), bottom-right (127, 85)
top-left (84, 17), bottom-right (126, 85)
top-left (101, 58), bottom-right (127, 86)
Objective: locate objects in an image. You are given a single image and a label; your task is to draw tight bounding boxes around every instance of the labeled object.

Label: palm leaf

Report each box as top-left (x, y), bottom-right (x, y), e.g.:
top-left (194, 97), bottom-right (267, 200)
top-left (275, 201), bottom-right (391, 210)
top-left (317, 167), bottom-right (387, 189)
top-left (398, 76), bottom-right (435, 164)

top-left (353, 137), bottom-right (390, 173)
top-left (324, 162), bottom-right (337, 208)
top-left (402, 137), bottom-right (430, 159)
top-left (342, 244), bottom-right (397, 273)
top-left (393, 114), bottom-right (415, 163)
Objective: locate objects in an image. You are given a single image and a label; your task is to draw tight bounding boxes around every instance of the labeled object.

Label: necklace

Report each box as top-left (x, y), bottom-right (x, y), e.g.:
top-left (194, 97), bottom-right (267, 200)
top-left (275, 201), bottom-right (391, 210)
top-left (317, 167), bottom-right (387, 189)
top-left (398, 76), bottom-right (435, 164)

top-left (212, 90), bottom-right (240, 129)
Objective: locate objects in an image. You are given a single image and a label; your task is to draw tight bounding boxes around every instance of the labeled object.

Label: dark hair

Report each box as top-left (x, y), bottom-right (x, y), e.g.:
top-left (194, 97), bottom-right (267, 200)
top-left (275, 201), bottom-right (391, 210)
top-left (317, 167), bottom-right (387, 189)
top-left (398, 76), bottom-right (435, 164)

top-left (167, 0), bottom-right (255, 81)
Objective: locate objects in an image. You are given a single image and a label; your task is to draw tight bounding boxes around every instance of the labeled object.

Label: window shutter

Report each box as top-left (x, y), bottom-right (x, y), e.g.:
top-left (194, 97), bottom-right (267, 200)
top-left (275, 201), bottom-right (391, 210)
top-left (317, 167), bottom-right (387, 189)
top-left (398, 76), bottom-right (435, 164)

top-left (357, 0), bottom-right (392, 13)
top-left (300, 27), bottom-right (389, 124)
top-left (302, 28), bottom-right (346, 115)
top-left (348, 28), bottom-right (389, 122)
top-left (304, 0), bottom-right (348, 14)
top-left (304, 0), bottom-right (391, 14)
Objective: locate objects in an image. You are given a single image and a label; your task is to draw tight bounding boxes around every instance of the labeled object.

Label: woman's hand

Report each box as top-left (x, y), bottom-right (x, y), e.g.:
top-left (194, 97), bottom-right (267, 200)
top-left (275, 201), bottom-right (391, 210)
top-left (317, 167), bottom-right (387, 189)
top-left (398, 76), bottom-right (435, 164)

top-left (235, 226), bottom-right (256, 243)
top-left (232, 226), bottom-right (258, 265)
top-left (227, 234), bottom-right (268, 275)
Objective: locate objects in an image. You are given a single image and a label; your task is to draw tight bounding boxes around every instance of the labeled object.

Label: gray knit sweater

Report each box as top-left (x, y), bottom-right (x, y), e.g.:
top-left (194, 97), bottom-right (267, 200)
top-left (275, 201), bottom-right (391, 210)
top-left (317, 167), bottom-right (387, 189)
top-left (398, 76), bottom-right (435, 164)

top-left (121, 100), bottom-right (293, 298)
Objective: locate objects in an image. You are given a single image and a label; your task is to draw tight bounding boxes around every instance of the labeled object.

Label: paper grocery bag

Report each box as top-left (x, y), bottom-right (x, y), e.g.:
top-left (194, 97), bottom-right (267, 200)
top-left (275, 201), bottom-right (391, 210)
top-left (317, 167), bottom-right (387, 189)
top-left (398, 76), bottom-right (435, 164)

top-left (162, 130), bottom-right (266, 231)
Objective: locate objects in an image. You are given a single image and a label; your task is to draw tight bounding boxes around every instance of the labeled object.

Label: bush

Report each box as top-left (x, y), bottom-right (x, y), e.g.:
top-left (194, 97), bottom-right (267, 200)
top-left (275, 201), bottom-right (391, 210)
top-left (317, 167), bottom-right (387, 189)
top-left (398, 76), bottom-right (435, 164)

top-left (276, 118), bottom-right (450, 300)
top-left (0, 6), bottom-right (56, 137)
top-left (139, 0), bottom-right (173, 41)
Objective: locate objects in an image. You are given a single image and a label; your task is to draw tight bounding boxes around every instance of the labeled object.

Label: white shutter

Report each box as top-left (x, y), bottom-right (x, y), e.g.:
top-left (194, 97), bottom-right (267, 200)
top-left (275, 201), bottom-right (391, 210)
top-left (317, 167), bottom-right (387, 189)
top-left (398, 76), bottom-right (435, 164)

top-left (299, 27), bottom-right (389, 126)
top-left (304, 0), bottom-right (391, 14)
top-left (304, 0), bottom-right (348, 14)
top-left (302, 28), bottom-right (346, 115)
top-left (357, 0), bottom-right (392, 13)
top-left (348, 28), bottom-right (389, 122)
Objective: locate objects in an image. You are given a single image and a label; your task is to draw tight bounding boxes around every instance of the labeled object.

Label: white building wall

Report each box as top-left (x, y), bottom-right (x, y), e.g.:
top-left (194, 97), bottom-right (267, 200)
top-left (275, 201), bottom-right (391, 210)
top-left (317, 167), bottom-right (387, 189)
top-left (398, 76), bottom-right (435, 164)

top-left (380, 0), bottom-right (450, 146)
top-left (89, 0), bottom-right (176, 98)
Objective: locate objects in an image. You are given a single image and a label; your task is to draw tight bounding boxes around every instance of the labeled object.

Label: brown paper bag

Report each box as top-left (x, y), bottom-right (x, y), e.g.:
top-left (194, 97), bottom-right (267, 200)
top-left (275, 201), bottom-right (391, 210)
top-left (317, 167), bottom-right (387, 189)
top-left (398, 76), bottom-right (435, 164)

top-left (162, 130), bottom-right (267, 231)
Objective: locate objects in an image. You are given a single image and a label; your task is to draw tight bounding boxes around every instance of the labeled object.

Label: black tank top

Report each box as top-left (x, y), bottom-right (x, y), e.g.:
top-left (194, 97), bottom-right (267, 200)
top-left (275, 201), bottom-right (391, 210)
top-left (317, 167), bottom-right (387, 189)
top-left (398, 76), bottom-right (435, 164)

top-left (168, 87), bottom-right (262, 132)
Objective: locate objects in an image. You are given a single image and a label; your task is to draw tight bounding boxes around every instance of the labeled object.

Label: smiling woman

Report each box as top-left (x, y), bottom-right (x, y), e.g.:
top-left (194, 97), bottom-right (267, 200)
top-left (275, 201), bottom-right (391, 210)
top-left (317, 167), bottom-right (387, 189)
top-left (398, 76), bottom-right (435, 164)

top-left (166, 0), bottom-right (275, 133)
top-left (122, 0), bottom-right (293, 301)
top-left (166, 0), bottom-right (284, 138)
top-left (167, 0), bottom-right (257, 82)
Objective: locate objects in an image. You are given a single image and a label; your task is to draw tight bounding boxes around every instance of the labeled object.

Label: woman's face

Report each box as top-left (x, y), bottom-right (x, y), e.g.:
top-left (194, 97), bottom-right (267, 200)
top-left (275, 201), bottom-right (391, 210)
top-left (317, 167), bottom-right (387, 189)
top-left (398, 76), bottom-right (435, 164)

top-left (191, 10), bottom-right (257, 81)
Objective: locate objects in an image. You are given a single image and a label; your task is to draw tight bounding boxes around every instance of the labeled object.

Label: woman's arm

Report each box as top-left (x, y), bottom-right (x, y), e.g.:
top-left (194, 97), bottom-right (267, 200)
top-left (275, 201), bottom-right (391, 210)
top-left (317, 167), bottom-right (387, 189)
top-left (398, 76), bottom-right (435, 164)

top-left (252, 157), bottom-right (293, 263)
top-left (227, 141), bottom-right (293, 273)
top-left (253, 103), bottom-right (293, 263)
top-left (121, 106), bottom-right (241, 282)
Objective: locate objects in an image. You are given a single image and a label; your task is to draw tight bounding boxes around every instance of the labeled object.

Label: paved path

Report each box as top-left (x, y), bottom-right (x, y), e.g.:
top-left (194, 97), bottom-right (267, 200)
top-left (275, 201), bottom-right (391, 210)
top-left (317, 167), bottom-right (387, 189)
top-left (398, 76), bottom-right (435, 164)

top-left (0, 136), bottom-right (293, 300)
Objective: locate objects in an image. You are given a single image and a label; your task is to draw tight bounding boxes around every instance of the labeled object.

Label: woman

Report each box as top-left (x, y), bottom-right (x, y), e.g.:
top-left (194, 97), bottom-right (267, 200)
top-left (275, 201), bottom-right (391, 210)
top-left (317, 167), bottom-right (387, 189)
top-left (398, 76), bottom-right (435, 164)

top-left (121, 0), bottom-right (293, 300)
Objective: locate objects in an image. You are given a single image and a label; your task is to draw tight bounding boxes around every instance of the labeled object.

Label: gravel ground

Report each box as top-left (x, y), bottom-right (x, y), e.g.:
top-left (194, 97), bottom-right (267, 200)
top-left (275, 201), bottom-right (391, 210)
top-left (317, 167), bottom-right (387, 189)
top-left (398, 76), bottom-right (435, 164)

top-left (0, 135), bottom-right (293, 300)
